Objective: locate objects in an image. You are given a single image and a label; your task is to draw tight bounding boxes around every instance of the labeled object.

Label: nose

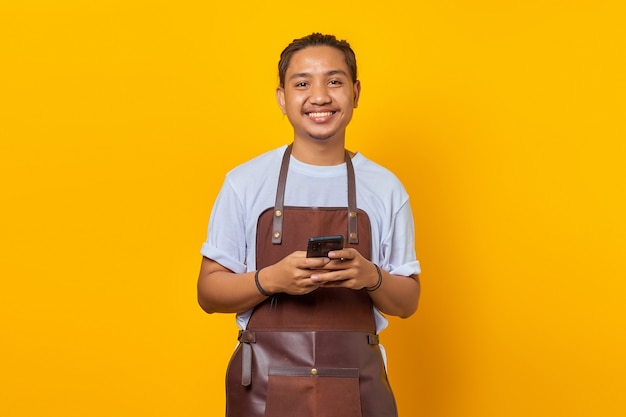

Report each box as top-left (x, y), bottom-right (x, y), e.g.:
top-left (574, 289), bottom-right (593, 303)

top-left (309, 83), bottom-right (331, 105)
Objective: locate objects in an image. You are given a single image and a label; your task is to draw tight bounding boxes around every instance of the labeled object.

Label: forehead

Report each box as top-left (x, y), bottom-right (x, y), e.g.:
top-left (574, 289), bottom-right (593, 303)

top-left (286, 46), bottom-right (349, 77)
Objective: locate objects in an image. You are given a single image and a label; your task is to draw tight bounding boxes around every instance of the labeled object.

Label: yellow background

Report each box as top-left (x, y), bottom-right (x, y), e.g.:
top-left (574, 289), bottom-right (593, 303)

top-left (1, 1), bottom-right (624, 416)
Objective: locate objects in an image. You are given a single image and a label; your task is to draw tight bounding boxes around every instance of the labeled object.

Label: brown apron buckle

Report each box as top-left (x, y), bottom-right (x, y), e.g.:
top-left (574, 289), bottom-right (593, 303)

top-left (368, 333), bottom-right (379, 345)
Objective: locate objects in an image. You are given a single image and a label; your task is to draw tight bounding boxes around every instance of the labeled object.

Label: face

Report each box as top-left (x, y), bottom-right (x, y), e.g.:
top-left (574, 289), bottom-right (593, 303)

top-left (276, 46), bottom-right (361, 144)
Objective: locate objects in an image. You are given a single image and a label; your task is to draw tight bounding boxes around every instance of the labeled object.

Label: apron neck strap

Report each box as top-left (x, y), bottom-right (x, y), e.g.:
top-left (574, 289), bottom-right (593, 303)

top-left (271, 144), bottom-right (359, 245)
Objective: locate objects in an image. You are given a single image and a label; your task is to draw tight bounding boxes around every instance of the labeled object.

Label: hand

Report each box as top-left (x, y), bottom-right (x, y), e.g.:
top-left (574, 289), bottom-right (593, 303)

top-left (309, 248), bottom-right (380, 290)
top-left (261, 251), bottom-right (331, 295)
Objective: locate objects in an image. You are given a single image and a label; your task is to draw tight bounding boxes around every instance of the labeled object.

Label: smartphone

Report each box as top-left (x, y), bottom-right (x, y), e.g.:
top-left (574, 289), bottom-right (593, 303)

top-left (306, 235), bottom-right (345, 258)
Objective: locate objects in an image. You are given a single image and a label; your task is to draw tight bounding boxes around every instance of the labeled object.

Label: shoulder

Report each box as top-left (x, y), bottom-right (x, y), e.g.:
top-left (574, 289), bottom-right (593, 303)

top-left (352, 153), bottom-right (411, 216)
top-left (225, 145), bottom-right (287, 184)
top-left (353, 153), bottom-right (407, 192)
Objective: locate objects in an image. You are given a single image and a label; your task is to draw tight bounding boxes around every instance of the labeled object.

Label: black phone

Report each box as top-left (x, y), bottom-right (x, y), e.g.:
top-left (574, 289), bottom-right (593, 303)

top-left (306, 235), bottom-right (345, 258)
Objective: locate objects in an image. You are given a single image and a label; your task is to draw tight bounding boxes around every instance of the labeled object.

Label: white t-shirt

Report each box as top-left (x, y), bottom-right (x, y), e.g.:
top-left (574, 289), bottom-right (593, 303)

top-left (201, 145), bottom-right (421, 332)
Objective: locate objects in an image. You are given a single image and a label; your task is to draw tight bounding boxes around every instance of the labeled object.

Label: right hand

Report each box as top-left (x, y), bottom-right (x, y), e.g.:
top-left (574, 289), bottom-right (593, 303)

top-left (260, 251), bottom-right (331, 295)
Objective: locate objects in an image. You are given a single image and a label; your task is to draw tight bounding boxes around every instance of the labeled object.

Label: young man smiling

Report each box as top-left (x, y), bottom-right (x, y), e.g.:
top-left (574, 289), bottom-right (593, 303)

top-left (198, 33), bottom-right (421, 417)
top-left (276, 45), bottom-right (360, 162)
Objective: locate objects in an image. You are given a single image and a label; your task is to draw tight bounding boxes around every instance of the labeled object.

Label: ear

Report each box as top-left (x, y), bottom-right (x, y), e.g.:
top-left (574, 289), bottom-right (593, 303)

top-left (353, 80), bottom-right (361, 108)
top-left (276, 87), bottom-right (287, 114)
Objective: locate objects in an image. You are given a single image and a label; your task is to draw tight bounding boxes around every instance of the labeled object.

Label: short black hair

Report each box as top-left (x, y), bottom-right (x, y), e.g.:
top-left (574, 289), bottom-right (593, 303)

top-left (278, 33), bottom-right (357, 88)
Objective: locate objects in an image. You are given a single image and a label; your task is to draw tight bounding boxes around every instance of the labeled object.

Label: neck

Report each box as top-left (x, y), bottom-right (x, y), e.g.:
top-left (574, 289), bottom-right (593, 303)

top-left (291, 139), bottom-right (347, 165)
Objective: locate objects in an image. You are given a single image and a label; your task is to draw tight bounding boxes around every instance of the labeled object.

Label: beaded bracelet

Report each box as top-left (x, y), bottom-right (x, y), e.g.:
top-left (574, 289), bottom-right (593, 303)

top-left (366, 264), bottom-right (383, 292)
top-left (254, 268), bottom-right (272, 297)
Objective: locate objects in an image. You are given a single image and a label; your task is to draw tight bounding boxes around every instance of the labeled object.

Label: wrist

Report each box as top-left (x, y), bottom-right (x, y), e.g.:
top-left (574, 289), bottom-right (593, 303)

top-left (254, 268), bottom-right (272, 297)
top-left (365, 264), bottom-right (383, 292)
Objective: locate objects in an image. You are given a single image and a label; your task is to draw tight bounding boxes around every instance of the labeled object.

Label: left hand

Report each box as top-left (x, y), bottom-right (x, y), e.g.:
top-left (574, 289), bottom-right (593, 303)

top-left (309, 248), bottom-right (379, 290)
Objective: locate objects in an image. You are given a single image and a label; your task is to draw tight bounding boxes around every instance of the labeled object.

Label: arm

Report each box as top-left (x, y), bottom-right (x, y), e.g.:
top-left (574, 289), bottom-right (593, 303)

top-left (197, 257), bottom-right (266, 314)
top-left (368, 270), bottom-right (420, 318)
top-left (197, 253), bottom-right (333, 314)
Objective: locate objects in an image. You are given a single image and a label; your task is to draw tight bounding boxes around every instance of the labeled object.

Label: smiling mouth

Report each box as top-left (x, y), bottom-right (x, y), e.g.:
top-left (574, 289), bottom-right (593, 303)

top-left (306, 111), bottom-right (335, 118)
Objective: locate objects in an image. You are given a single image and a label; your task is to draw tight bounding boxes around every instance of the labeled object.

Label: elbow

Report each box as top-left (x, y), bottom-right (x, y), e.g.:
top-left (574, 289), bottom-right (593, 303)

top-left (398, 301), bottom-right (419, 319)
top-left (399, 277), bottom-right (421, 318)
top-left (395, 297), bottom-right (419, 319)
top-left (379, 297), bottom-right (419, 319)
top-left (198, 301), bottom-right (214, 315)
top-left (197, 293), bottom-right (217, 314)
top-left (197, 271), bottom-right (220, 314)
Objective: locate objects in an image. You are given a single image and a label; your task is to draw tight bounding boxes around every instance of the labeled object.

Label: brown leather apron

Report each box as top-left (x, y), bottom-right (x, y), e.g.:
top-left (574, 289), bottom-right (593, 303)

top-left (225, 145), bottom-right (398, 417)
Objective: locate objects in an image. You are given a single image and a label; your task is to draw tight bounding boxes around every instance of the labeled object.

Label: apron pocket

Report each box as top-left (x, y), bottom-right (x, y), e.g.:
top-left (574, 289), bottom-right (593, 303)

top-left (265, 367), bottom-right (362, 417)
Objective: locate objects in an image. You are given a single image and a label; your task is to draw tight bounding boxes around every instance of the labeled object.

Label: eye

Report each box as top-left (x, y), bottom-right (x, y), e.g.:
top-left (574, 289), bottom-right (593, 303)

top-left (295, 81), bottom-right (309, 88)
top-left (328, 79), bottom-right (343, 86)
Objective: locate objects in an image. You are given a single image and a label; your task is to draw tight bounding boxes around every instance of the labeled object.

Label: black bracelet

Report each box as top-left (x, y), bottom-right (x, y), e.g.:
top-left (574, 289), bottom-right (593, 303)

top-left (255, 269), bottom-right (272, 297)
top-left (366, 264), bottom-right (383, 292)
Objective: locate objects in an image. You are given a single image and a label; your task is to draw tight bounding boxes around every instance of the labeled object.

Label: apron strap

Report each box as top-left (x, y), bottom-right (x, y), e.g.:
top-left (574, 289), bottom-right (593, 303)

top-left (238, 330), bottom-right (256, 386)
top-left (345, 150), bottom-right (359, 244)
top-left (271, 144), bottom-right (359, 245)
top-left (271, 145), bottom-right (292, 244)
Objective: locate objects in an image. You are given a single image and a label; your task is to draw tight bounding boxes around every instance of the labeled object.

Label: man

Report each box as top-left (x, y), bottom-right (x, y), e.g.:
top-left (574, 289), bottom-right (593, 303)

top-left (197, 33), bottom-right (421, 417)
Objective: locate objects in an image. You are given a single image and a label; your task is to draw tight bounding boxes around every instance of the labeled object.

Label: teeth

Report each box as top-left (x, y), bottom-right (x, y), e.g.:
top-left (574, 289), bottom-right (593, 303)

top-left (308, 112), bottom-right (333, 117)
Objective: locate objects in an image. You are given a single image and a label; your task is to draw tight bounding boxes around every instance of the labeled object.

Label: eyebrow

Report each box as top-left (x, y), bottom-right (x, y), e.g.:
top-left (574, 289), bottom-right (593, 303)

top-left (288, 69), bottom-right (349, 81)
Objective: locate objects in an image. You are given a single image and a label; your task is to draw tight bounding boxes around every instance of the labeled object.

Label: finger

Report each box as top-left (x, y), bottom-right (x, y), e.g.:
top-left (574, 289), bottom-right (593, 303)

top-left (311, 270), bottom-right (349, 283)
top-left (309, 272), bottom-right (327, 283)
top-left (319, 277), bottom-right (353, 288)
top-left (327, 250), bottom-right (352, 260)
top-left (303, 257), bottom-right (331, 268)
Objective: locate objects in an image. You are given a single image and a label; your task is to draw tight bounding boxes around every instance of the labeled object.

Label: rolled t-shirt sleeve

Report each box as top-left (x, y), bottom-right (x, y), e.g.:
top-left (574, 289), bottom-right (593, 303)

top-left (384, 198), bottom-right (421, 277)
top-left (200, 176), bottom-right (248, 274)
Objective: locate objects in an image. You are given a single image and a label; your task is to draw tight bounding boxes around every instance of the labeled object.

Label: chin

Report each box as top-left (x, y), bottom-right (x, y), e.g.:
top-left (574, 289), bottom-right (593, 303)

top-left (309, 134), bottom-right (334, 141)
top-left (307, 130), bottom-right (339, 141)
